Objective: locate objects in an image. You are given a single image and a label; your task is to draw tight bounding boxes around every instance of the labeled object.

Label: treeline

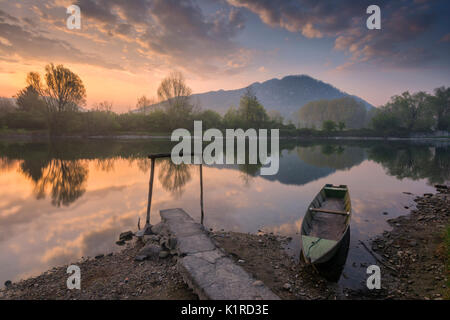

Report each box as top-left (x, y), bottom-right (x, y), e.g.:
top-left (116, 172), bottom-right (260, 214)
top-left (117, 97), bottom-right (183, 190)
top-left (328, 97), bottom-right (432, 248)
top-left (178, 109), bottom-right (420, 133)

top-left (371, 88), bottom-right (449, 135)
top-left (295, 96), bottom-right (370, 130)
top-left (0, 65), bottom-right (292, 136)
top-left (0, 63), bottom-right (448, 137)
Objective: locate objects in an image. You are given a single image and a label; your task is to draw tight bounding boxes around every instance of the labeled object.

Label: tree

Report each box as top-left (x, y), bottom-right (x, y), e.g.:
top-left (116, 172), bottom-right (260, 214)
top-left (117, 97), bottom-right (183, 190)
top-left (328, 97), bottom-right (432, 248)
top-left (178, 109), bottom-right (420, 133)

top-left (322, 120), bottom-right (337, 132)
top-left (296, 97), bottom-right (367, 129)
top-left (371, 109), bottom-right (401, 133)
top-left (93, 101), bottom-right (113, 112)
top-left (238, 87), bottom-right (268, 129)
top-left (136, 95), bottom-right (155, 114)
top-left (15, 85), bottom-right (46, 114)
top-left (430, 86), bottom-right (450, 131)
top-left (157, 71), bottom-right (193, 128)
top-left (268, 110), bottom-right (284, 127)
top-left (27, 63), bottom-right (86, 135)
top-left (0, 98), bottom-right (15, 114)
top-left (338, 121), bottom-right (346, 131)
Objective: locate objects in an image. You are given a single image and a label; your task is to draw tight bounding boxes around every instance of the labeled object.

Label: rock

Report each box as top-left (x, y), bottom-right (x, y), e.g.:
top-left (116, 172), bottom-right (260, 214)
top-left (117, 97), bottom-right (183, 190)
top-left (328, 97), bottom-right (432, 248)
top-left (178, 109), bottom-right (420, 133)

top-left (137, 244), bottom-right (161, 260)
top-left (238, 259), bottom-right (245, 263)
top-left (4, 280), bottom-right (12, 288)
top-left (95, 254), bottom-right (104, 259)
top-left (151, 222), bottom-right (165, 235)
top-left (252, 280), bottom-right (264, 287)
top-left (383, 212), bottom-right (389, 215)
top-left (167, 236), bottom-right (178, 250)
top-left (283, 283), bottom-right (291, 290)
top-left (143, 234), bottom-right (160, 244)
top-left (159, 251), bottom-right (169, 259)
top-left (119, 231), bottom-right (133, 241)
top-left (115, 240), bottom-right (125, 246)
top-left (134, 255), bottom-right (147, 261)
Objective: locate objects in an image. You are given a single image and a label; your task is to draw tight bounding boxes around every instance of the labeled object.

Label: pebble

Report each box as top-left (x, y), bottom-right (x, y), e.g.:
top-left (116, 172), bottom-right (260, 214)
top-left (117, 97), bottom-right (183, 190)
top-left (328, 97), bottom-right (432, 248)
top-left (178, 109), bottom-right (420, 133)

top-left (159, 251), bottom-right (169, 259)
top-left (252, 280), bottom-right (264, 287)
top-left (283, 283), bottom-right (291, 290)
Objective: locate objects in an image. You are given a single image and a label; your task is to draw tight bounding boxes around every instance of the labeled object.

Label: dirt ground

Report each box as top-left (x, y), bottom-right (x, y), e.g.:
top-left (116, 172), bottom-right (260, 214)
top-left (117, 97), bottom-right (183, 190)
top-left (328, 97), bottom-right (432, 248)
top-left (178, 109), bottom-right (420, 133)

top-left (0, 242), bottom-right (196, 300)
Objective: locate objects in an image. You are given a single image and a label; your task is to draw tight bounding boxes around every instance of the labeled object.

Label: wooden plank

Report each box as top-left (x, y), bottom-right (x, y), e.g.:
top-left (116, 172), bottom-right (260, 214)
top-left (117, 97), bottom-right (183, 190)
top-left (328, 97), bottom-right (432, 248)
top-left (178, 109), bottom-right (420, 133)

top-left (310, 207), bottom-right (349, 216)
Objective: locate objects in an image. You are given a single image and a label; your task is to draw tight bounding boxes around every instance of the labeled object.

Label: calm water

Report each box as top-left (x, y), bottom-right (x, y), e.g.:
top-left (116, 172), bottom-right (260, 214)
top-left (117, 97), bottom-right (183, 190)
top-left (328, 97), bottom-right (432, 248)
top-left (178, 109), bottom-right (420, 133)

top-left (0, 138), bottom-right (448, 290)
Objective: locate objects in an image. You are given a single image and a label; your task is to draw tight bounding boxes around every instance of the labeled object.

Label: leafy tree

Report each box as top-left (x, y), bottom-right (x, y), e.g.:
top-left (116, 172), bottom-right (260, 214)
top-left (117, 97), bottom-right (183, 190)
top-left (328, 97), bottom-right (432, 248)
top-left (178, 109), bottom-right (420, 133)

top-left (238, 87), bottom-right (268, 129)
top-left (430, 86), bottom-right (450, 131)
top-left (15, 85), bottom-right (46, 114)
top-left (196, 110), bottom-right (222, 129)
top-left (338, 121), bottom-right (346, 131)
top-left (322, 120), bottom-right (337, 132)
top-left (27, 63), bottom-right (86, 135)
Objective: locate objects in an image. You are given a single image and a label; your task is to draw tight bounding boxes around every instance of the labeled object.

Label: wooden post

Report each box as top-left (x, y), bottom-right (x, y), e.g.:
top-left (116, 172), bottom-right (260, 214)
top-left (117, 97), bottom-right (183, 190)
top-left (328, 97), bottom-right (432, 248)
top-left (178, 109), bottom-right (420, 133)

top-left (146, 157), bottom-right (155, 226)
top-left (200, 163), bottom-right (204, 225)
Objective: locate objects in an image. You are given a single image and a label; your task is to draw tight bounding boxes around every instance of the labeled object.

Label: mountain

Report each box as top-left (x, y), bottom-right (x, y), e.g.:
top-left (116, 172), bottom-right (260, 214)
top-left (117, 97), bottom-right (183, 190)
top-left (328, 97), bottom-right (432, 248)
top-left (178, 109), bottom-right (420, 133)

top-left (190, 75), bottom-right (374, 120)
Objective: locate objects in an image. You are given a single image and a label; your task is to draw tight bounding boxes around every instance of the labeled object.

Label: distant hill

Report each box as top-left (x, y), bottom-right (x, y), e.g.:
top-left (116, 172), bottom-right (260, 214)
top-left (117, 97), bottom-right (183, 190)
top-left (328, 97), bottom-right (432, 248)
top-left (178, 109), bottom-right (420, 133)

top-left (135, 75), bottom-right (374, 121)
top-left (190, 75), bottom-right (374, 120)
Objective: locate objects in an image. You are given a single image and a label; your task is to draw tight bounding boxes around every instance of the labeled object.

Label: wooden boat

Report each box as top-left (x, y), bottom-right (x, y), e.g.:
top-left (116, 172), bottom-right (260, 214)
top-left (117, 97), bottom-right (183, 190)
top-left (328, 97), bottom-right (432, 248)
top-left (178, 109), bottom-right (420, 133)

top-left (301, 184), bottom-right (351, 264)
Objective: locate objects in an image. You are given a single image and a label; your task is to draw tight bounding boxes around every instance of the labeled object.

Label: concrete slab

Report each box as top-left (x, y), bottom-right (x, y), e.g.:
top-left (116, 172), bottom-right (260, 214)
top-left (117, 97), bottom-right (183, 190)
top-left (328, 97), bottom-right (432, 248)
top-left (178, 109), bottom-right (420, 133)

top-left (159, 208), bottom-right (280, 300)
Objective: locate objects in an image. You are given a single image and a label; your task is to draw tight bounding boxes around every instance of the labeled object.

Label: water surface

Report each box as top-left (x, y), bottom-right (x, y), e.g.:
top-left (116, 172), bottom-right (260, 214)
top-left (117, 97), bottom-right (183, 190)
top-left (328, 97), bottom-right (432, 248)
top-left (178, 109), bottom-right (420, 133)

top-left (0, 138), bottom-right (448, 291)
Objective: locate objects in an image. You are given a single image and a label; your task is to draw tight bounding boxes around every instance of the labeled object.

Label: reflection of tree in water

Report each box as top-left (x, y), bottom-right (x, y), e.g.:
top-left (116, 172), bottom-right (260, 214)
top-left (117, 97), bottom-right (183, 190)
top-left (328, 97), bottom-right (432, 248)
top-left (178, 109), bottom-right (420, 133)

top-left (368, 145), bottom-right (450, 184)
top-left (94, 158), bottom-right (115, 172)
top-left (158, 159), bottom-right (192, 198)
top-left (21, 159), bottom-right (88, 207)
top-left (0, 157), bottom-right (19, 171)
top-left (297, 145), bottom-right (365, 170)
top-left (238, 163), bottom-right (261, 185)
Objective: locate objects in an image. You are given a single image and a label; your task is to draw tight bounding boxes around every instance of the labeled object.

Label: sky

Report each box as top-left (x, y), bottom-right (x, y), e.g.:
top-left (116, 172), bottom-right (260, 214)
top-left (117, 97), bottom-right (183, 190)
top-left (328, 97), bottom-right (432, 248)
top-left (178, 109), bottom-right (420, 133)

top-left (0, 0), bottom-right (449, 113)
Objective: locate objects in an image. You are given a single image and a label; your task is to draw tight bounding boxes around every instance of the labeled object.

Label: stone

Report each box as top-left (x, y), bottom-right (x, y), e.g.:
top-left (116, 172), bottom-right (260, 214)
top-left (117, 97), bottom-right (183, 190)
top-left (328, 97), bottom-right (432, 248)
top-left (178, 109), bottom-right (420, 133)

top-left (137, 244), bottom-right (161, 260)
top-left (283, 283), bottom-right (291, 290)
top-left (168, 236), bottom-right (178, 250)
top-left (143, 234), bottom-right (160, 244)
top-left (115, 240), bottom-right (125, 246)
top-left (252, 280), bottom-right (264, 287)
top-left (160, 208), bottom-right (279, 300)
top-left (159, 251), bottom-right (169, 259)
top-left (95, 254), bottom-right (104, 259)
top-left (4, 280), bottom-right (12, 288)
top-left (119, 231), bottom-right (133, 241)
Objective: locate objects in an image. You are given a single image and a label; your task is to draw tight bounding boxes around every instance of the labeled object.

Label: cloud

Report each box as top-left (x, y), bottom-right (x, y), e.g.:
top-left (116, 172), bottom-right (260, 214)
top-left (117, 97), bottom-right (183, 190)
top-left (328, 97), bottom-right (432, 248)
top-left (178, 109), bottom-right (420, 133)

top-left (71, 0), bottom-right (249, 74)
top-left (0, 19), bottom-right (124, 70)
top-left (227, 0), bottom-right (449, 69)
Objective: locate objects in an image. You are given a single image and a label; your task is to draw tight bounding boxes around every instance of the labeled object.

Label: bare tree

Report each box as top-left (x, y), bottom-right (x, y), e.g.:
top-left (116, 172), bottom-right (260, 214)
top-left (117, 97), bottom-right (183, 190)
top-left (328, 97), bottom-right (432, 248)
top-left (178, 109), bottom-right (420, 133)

top-left (136, 95), bottom-right (155, 114)
top-left (93, 101), bottom-right (113, 112)
top-left (27, 63), bottom-right (86, 135)
top-left (157, 71), bottom-right (193, 128)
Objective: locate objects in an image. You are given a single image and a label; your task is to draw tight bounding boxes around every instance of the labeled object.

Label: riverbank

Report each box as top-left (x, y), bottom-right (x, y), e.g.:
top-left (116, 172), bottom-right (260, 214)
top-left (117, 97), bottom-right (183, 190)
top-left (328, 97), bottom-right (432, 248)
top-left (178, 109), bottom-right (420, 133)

top-left (1, 187), bottom-right (448, 300)
top-left (363, 185), bottom-right (449, 300)
top-left (1, 129), bottom-right (449, 141)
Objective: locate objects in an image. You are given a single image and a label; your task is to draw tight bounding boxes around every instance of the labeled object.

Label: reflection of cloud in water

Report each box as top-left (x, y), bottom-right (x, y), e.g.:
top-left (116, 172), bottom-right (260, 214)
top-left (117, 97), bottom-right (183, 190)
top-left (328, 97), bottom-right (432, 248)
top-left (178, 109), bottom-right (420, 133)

top-left (0, 140), bottom-right (446, 287)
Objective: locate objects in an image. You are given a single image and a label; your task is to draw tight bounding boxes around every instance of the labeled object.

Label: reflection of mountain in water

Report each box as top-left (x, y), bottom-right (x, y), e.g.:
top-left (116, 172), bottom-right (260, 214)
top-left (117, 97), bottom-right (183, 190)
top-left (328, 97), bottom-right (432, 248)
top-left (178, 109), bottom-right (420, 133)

top-left (261, 145), bottom-right (366, 186)
top-left (261, 149), bottom-right (335, 186)
top-left (297, 145), bottom-right (366, 170)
